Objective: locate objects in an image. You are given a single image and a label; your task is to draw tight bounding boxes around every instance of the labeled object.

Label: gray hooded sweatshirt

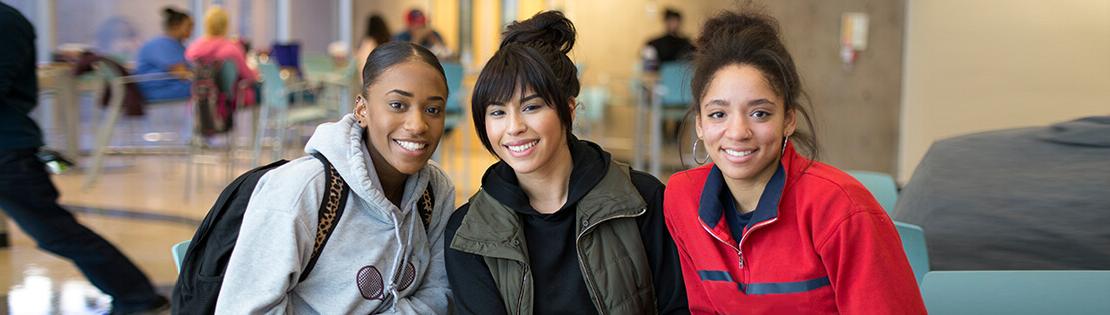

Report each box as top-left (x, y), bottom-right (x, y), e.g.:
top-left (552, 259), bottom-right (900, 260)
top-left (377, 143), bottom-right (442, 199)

top-left (216, 114), bottom-right (455, 314)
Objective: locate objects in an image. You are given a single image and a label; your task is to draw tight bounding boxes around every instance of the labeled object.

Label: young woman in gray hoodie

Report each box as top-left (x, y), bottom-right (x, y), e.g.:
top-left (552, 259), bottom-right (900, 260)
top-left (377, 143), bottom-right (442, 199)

top-left (215, 41), bottom-right (456, 314)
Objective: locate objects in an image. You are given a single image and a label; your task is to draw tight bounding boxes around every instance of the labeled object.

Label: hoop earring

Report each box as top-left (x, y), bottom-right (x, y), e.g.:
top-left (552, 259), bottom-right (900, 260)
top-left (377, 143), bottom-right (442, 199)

top-left (781, 135), bottom-right (790, 156)
top-left (692, 138), bottom-right (710, 164)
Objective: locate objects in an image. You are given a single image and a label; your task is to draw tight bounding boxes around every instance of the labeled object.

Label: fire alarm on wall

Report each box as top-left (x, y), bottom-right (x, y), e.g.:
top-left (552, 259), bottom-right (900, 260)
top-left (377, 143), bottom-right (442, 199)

top-left (840, 12), bottom-right (870, 68)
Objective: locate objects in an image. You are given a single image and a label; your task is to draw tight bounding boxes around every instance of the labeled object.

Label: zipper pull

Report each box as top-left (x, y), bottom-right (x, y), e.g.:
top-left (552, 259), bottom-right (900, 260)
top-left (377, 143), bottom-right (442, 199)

top-left (738, 250), bottom-right (744, 268)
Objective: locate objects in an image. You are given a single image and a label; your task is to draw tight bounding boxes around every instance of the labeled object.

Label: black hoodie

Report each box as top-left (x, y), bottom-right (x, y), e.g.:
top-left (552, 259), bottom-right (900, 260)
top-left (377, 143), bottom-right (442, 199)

top-left (445, 138), bottom-right (688, 315)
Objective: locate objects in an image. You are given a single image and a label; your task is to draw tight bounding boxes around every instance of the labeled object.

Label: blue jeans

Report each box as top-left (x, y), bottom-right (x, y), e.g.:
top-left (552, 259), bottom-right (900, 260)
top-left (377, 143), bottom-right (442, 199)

top-left (0, 148), bottom-right (165, 312)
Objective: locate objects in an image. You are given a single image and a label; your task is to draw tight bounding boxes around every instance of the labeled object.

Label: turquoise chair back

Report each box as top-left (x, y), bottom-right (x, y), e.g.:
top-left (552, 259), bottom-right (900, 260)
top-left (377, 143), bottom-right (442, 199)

top-left (847, 170), bottom-right (898, 214)
top-left (441, 62), bottom-right (465, 133)
top-left (172, 240), bottom-right (191, 273)
top-left (895, 221), bottom-right (929, 284)
top-left (218, 61), bottom-right (239, 96)
top-left (442, 62), bottom-right (464, 114)
top-left (258, 62), bottom-right (287, 108)
top-left (922, 271), bottom-right (1110, 314)
top-left (658, 61), bottom-right (692, 107)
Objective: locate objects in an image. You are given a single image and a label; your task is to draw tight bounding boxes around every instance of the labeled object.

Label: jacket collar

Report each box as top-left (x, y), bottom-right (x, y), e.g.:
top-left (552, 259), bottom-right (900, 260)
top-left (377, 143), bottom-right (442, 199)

top-left (698, 144), bottom-right (799, 243)
top-left (451, 159), bottom-right (645, 259)
top-left (480, 137), bottom-right (611, 217)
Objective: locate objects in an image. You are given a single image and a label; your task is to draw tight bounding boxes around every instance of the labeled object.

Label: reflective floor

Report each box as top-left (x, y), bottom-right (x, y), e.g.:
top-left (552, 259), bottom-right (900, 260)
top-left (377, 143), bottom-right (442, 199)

top-left (1, 99), bottom-right (499, 314)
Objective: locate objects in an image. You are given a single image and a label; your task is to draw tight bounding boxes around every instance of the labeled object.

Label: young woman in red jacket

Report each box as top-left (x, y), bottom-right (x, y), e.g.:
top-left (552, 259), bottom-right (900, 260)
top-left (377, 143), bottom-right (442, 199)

top-left (662, 10), bottom-right (927, 314)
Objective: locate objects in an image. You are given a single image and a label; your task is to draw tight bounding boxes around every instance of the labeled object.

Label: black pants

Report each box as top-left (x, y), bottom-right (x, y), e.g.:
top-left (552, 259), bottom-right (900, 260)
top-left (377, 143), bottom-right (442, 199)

top-left (0, 149), bottom-right (163, 312)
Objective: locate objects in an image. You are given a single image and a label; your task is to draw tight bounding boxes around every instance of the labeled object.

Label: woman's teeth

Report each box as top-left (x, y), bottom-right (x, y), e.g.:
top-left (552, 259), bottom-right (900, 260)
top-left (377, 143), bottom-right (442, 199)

top-left (507, 140), bottom-right (537, 152)
top-left (724, 149), bottom-right (754, 157)
top-left (395, 140), bottom-right (426, 151)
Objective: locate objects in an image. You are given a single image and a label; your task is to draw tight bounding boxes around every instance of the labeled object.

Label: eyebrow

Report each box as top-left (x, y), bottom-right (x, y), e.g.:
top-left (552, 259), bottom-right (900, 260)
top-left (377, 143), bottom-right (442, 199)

top-left (386, 89), bottom-right (413, 97)
top-left (520, 94), bottom-right (541, 103)
top-left (703, 98), bottom-right (776, 108)
top-left (747, 98), bottom-right (775, 107)
top-left (388, 89), bottom-right (445, 102)
top-left (703, 99), bottom-right (729, 107)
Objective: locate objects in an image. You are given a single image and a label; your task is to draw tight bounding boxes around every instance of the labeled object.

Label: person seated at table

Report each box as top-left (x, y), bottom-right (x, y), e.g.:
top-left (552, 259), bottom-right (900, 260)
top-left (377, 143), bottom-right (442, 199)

top-left (394, 9), bottom-right (451, 59)
top-left (186, 5), bottom-right (257, 106)
top-left (134, 7), bottom-right (193, 102)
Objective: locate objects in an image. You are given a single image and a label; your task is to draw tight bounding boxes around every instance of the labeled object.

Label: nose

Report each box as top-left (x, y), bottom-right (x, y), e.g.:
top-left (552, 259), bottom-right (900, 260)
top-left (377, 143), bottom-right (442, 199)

top-left (506, 111), bottom-right (527, 136)
top-left (724, 115), bottom-right (753, 141)
top-left (403, 109), bottom-right (429, 135)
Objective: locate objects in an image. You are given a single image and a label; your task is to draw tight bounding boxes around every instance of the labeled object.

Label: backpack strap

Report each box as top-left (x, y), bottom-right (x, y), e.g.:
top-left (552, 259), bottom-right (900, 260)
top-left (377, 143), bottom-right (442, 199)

top-left (300, 153), bottom-right (350, 282)
top-left (417, 185), bottom-right (435, 231)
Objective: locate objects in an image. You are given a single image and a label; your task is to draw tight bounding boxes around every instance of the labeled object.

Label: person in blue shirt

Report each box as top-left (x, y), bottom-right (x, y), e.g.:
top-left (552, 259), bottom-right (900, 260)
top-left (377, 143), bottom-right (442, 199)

top-left (134, 7), bottom-right (193, 101)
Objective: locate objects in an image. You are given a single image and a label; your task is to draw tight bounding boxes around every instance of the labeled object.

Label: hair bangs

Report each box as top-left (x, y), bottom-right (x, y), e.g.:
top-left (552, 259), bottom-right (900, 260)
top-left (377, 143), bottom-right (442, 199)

top-left (471, 45), bottom-right (567, 155)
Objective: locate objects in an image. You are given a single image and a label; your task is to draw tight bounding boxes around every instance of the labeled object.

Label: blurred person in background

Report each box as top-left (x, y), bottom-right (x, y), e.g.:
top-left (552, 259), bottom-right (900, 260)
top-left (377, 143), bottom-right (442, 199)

top-left (642, 8), bottom-right (695, 72)
top-left (95, 16), bottom-right (142, 59)
top-left (0, 4), bottom-right (169, 314)
top-left (355, 14), bottom-right (392, 75)
top-left (134, 6), bottom-right (193, 102)
top-left (186, 5), bottom-right (257, 106)
top-left (394, 9), bottom-right (451, 58)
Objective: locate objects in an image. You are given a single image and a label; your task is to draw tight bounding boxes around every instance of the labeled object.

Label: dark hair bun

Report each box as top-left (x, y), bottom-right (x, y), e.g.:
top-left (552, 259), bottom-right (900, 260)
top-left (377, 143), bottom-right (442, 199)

top-left (162, 8), bottom-right (177, 17)
top-left (696, 10), bottom-right (781, 55)
top-left (501, 10), bottom-right (576, 55)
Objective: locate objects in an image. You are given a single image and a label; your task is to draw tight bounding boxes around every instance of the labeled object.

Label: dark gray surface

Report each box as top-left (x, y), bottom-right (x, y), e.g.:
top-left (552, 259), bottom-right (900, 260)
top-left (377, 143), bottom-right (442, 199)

top-left (895, 116), bottom-right (1110, 270)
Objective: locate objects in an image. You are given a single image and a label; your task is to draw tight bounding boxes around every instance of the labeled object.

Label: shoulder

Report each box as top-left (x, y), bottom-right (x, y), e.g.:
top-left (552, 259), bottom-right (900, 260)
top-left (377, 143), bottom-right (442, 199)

top-left (444, 203), bottom-right (470, 243)
top-left (789, 161), bottom-right (883, 218)
top-left (629, 169), bottom-right (664, 197)
top-left (250, 157), bottom-right (329, 216)
top-left (664, 165), bottom-right (712, 197)
top-left (661, 165), bottom-right (712, 221)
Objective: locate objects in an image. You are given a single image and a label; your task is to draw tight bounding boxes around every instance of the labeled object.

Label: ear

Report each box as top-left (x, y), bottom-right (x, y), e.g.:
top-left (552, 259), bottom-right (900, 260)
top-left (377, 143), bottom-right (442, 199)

top-left (694, 112), bottom-right (704, 139)
top-left (784, 108), bottom-right (798, 137)
top-left (568, 97), bottom-right (578, 122)
top-left (353, 95), bottom-right (369, 127)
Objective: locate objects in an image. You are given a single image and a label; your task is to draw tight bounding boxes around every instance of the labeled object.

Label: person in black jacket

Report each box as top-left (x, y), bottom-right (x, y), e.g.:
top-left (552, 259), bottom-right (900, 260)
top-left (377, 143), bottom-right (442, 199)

top-left (444, 11), bottom-right (688, 315)
top-left (0, 4), bottom-right (168, 314)
top-left (642, 8), bottom-right (695, 72)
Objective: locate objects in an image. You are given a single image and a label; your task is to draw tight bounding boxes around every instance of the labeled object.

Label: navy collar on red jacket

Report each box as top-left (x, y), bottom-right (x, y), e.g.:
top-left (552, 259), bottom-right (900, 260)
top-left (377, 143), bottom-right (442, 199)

top-left (698, 163), bottom-right (786, 243)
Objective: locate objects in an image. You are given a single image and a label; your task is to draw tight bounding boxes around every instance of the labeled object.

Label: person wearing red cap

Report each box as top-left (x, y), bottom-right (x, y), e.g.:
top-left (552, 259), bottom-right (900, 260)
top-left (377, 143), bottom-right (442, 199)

top-left (394, 9), bottom-right (451, 58)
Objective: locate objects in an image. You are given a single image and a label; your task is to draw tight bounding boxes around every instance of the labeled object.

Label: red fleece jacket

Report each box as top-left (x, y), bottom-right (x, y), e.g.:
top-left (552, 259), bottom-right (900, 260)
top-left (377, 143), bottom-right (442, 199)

top-left (664, 145), bottom-right (926, 314)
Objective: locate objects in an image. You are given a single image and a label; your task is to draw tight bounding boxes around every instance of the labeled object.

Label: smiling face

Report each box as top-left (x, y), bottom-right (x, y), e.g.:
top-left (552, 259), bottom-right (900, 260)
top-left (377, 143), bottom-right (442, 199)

top-left (696, 64), bottom-right (796, 186)
top-left (483, 86), bottom-right (574, 176)
top-left (354, 60), bottom-right (447, 176)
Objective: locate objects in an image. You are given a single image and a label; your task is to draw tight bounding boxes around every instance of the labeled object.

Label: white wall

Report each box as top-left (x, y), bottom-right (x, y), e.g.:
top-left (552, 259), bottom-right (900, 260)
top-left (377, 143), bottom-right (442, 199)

top-left (899, 0), bottom-right (1110, 182)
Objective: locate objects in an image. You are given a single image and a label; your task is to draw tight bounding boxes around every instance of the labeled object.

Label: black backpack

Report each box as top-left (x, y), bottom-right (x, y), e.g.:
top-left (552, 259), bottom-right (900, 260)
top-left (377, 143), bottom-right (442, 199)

top-left (171, 153), bottom-right (350, 314)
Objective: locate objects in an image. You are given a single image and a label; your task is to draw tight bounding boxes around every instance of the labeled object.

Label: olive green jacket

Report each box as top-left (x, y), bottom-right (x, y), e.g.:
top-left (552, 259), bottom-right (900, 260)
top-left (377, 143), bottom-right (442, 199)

top-left (449, 161), bottom-right (657, 315)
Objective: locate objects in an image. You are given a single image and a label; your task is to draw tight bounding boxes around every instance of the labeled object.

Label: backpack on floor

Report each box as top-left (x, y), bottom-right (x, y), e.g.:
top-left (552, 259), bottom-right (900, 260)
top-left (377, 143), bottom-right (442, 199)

top-left (171, 153), bottom-right (350, 314)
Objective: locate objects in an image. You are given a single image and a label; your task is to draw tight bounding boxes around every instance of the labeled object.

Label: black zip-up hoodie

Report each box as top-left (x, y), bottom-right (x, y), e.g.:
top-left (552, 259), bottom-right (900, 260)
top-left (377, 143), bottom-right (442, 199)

top-left (445, 138), bottom-right (689, 314)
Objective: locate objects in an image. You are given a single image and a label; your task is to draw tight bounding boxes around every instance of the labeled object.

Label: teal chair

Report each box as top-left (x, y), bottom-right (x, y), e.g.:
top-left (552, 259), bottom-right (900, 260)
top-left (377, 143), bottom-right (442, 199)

top-left (645, 61), bottom-right (693, 176)
top-left (172, 240), bottom-right (191, 273)
top-left (252, 62), bottom-right (330, 165)
top-left (895, 221), bottom-right (929, 285)
top-left (922, 271), bottom-right (1110, 314)
top-left (441, 62), bottom-right (465, 134)
top-left (847, 170), bottom-right (898, 214)
top-left (657, 61), bottom-right (692, 108)
top-left (848, 170), bottom-right (928, 284)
